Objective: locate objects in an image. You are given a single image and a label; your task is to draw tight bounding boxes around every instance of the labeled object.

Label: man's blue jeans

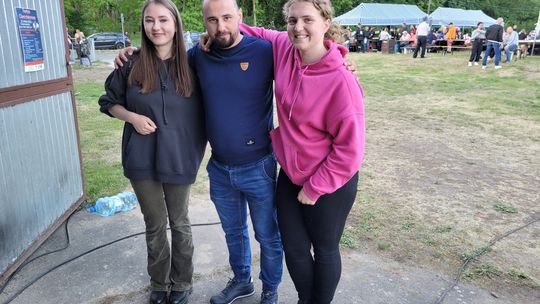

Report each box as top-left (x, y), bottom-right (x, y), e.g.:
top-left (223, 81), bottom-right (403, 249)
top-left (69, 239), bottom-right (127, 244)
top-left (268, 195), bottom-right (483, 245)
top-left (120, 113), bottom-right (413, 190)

top-left (207, 154), bottom-right (283, 292)
top-left (504, 44), bottom-right (518, 62)
top-left (363, 40), bottom-right (369, 52)
top-left (483, 41), bottom-right (501, 66)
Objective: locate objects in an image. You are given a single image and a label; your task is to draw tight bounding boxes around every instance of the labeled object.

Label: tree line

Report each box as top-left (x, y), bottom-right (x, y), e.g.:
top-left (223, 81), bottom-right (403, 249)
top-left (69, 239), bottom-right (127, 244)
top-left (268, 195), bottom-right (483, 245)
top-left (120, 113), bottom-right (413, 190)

top-left (64, 0), bottom-right (539, 36)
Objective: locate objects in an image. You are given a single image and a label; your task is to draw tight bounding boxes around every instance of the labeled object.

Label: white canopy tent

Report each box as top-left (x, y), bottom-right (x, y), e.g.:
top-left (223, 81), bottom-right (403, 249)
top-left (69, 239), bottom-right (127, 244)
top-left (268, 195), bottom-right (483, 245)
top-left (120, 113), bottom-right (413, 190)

top-left (334, 3), bottom-right (427, 26)
top-left (429, 7), bottom-right (497, 28)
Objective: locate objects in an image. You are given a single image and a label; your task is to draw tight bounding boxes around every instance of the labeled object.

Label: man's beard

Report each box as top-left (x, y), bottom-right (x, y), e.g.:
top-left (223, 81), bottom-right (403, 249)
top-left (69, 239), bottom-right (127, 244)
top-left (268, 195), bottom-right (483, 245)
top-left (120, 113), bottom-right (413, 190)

top-left (213, 31), bottom-right (237, 49)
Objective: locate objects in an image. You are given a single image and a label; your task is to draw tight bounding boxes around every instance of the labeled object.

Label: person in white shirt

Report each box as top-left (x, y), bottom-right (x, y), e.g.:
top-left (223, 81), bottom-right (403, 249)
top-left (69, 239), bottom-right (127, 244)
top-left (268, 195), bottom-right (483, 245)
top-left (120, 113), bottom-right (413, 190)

top-left (398, 30), bottom-right (411, 53)
top-left (413, 16), bottom-right (431, 58)
top-left (379, 27), bottom-right (391, 41)
top-left (377, 27), bottom-right (391, 52)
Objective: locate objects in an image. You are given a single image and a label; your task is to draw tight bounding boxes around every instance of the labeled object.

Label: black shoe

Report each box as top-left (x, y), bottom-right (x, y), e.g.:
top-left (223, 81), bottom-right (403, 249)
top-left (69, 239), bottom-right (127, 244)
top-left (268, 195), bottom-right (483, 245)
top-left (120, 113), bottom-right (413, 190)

top-left (297, 300), bottom-right (310, 304)
top-left (260, 290), bottom-right (278, 304)
top-left (149, 291), bottom-right (167, 304)
top-left (169, 290), bottom-right (191, 304)
top-left (210, 277), bottom-right (254, 304)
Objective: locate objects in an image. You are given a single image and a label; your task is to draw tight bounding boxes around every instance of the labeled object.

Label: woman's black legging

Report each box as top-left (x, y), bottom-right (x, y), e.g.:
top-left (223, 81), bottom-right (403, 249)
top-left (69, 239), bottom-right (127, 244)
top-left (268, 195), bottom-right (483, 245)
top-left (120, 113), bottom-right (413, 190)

top-left (276, 169), bottom-right (358, 303)
top-left (469, 39), bottom-right (484, 62)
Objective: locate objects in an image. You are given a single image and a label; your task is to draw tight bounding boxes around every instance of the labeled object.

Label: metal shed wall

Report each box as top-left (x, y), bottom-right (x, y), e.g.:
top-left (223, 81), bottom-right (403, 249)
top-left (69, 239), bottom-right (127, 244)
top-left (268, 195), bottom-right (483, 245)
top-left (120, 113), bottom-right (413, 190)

top-left (0, 0), bottom-right (68, 89)
top-left (0, 93), bottom-right (84, 275)
top-left (0, 0), bottom-right (84, 285)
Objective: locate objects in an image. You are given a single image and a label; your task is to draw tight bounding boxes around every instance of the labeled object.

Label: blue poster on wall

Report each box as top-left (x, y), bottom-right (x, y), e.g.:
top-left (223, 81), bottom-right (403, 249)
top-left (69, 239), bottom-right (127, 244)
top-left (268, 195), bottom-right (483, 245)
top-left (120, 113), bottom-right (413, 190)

top-left (16, 8), bottom-right (44, 72)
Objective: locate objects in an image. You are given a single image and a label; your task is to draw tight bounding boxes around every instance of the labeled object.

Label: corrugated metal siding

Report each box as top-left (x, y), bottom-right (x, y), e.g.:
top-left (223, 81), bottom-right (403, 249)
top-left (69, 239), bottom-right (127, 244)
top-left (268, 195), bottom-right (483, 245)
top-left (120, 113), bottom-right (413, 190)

top-left (0, 0), bottom-right (67, 89)
top-left (0, 92), bottom-right (83, 275)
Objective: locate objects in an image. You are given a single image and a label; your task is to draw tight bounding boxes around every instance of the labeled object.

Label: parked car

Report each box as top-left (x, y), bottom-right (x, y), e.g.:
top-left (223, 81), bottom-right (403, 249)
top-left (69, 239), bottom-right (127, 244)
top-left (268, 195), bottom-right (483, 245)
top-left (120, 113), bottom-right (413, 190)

top-left (88, 32), bottom-right (131, 49)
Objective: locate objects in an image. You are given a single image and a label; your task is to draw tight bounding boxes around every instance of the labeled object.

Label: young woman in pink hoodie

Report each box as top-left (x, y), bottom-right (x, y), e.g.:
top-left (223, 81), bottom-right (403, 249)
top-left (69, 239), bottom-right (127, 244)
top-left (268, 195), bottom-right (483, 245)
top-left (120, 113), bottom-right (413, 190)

top-left (240, 0), bottom-right (365, 303)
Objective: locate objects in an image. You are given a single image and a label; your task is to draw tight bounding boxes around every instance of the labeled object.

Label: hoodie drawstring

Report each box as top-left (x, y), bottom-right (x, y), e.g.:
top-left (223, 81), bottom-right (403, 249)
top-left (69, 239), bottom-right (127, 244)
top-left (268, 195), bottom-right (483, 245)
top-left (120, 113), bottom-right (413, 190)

top-left (158, 66), bottom-right (169, 125)
top-left (286, 65), bottom-right (309, 120)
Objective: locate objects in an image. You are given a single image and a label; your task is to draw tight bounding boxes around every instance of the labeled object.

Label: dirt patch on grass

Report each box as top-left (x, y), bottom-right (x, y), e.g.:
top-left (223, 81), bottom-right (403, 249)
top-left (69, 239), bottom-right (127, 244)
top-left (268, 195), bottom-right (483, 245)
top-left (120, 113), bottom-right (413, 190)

top-left (348, 53), bottom-right (540, 303)
top-left (71, 61), bottom-right (114, 83)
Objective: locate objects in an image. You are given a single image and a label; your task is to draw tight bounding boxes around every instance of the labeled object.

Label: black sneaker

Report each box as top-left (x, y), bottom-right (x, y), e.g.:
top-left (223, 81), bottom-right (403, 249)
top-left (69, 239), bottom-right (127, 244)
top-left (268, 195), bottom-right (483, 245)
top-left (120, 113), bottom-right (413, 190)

top-left (260, 290), bottom-right (278, 304)
top-left (169, 289), bottom-right (191, 304)
top-left (210, 278), bottom-right (255, 304)
top-left (149, 291), bottom-right (167, 304)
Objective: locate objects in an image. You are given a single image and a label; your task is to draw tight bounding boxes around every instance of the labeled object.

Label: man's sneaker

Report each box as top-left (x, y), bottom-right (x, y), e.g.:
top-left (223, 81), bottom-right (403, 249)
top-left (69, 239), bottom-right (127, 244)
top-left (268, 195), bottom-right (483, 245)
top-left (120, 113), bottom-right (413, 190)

top-left (494, 65), bottom-right (502, 69)
top-left (260, 290), bottom-right (278, 304)
top-left (474, 62), bottom-right (479, 66)
top-left (468, 62), bottom-right (472, 67)
top-left (210, 278), bottom-right (254, 304)
top-left (482, 65), bottom-right (487, 70)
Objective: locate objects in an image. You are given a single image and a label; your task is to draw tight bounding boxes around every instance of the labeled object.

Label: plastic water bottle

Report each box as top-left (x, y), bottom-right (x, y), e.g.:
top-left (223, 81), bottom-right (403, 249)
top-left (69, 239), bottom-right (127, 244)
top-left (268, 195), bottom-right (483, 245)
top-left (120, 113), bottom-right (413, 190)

top-left (117, 191), bottom-right (138, 212)
top-left (88, 192), bottom-right (138, 217)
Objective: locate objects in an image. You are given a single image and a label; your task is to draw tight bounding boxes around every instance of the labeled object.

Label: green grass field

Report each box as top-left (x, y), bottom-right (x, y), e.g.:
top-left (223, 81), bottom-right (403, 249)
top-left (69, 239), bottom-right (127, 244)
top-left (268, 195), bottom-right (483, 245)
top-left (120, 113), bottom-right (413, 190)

top-left (73, 51), bottom-right (540, 301)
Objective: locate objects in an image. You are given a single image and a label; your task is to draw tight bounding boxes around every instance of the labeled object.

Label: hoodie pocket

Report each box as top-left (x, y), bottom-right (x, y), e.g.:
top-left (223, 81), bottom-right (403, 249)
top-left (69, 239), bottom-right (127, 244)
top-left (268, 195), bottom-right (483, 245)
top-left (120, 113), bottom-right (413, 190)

top-left (272, 128), bottom-right (310, 178)
top-left (155, 126), bottom-right (198, 175)
top-left (124, 132), bottom-right (155, 170)
top-left (291, 148), bottom-right (310, 175)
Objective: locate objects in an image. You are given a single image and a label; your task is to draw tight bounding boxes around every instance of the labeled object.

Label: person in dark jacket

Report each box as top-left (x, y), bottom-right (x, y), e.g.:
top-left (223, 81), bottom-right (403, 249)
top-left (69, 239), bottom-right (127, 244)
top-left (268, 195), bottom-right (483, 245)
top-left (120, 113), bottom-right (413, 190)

top-left (354, 22), bottom-right (366, 52)
top-left (482, 17), bottom-right (504, 69)
top-left (98, 1), bottom-right (206, 303)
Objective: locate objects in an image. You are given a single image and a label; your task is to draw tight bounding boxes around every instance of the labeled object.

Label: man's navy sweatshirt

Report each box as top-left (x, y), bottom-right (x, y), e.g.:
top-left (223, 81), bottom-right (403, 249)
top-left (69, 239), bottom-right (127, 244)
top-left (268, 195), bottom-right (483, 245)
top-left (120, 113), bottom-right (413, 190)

top-left (189, 35), bottom-right (274, 165)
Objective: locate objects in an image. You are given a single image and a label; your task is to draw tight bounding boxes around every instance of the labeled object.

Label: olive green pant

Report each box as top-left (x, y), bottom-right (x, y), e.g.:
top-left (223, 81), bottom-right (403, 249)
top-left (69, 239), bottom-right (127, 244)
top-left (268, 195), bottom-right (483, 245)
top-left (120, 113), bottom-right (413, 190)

top-left (131, 179), bottom-right (193, 292)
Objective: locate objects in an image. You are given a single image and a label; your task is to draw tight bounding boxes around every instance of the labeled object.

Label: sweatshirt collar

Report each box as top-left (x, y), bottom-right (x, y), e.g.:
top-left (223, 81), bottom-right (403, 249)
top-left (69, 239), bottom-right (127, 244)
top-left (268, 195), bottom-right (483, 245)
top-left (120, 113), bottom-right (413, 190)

top-left (294, 39), bottom-right (348, 74)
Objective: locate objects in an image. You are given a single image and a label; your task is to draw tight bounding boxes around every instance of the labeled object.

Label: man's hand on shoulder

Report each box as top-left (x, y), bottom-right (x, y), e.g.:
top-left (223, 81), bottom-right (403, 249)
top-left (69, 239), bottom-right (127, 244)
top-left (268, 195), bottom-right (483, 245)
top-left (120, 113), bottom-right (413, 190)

top-left (344, 57), bottom-right (357, 76)
top-left (199, 33), bottom-right (212, 53)
top-left (114, 46), bottom-right (137, 68)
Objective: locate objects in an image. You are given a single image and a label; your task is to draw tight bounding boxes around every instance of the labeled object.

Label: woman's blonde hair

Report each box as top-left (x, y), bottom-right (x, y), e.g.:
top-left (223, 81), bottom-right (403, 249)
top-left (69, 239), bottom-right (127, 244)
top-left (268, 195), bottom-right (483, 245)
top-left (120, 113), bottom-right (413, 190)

top-left (282, 0), bottom-right (335, 40)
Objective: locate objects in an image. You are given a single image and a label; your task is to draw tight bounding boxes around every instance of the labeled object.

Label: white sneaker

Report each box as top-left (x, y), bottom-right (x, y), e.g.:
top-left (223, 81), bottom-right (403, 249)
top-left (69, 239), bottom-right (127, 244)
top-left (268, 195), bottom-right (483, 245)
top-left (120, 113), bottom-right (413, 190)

top-left (482, 65), bottom-right (487, 70)
top-left (474, 62), bottom-right (479, 66)
top-left (468, 62), bottom-right (473, 67)
top-left (494, 65), bottom-right (502, 70)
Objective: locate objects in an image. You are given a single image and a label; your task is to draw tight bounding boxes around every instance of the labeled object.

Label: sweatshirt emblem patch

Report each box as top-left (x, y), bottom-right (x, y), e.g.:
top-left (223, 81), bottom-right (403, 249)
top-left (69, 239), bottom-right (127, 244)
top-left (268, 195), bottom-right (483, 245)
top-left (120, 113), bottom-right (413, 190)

top-left (240, 62), bottom-right (249, 71)
top-left (246, 138), bottom-right (255, 146)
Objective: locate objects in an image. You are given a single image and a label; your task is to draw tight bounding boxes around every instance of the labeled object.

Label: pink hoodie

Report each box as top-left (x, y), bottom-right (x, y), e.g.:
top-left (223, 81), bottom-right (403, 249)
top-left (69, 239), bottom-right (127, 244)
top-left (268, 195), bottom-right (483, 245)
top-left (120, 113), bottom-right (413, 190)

top-left (240, 24), bottom-right (365, 201)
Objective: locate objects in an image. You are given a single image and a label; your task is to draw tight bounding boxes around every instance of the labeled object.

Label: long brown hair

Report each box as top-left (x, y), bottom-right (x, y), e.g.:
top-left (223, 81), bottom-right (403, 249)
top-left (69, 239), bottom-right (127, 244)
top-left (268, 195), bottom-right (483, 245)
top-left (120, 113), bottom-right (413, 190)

top-left (128, 0), bottom-right (193, 96)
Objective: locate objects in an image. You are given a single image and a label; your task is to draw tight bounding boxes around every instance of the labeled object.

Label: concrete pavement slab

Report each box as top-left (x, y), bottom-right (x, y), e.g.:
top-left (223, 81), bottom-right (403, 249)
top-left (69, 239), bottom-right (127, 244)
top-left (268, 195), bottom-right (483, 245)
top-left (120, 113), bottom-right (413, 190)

top-left (0, 195), bottom-right (514, 304)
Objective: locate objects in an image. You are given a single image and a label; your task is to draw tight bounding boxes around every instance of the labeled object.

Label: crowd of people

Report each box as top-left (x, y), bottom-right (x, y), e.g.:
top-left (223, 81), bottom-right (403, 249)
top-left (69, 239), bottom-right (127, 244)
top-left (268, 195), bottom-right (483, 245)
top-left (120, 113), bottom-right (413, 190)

top-left (341, 20), bottom-right (462, 54)
top-left (340, 17), bottom-right (538, 65)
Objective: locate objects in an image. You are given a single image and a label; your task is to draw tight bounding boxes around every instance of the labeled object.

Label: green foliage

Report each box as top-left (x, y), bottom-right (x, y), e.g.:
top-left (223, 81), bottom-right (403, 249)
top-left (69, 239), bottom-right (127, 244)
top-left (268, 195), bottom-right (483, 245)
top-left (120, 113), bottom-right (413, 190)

top-left (179, 0), bottom-right (205, 31)
top-left (461, 246), bottom-right (492, 261)
top-left (400, 219), bottom-right (416, 231)
top-left (508, 270), bottom-right (530, 280)
top-left (494, 202), bottom-right (518, 213)
top-left (340, 229), bottom-right (359, 248)
top-left (64, 0), bottom-right (144, 34)
top-left (435, 225), bottom-right (453, 233)
top-left (64, 0), bottom-right (540, 37)
top-left (464, 264), bottom-right (501, 278)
